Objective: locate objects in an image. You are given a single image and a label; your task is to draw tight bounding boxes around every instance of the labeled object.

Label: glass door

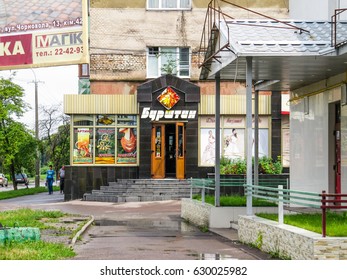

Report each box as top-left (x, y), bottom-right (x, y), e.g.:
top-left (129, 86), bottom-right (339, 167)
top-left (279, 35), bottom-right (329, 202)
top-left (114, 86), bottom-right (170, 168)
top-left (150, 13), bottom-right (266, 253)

top-left (176, 122), bottom-right (185, 179)
top-left (151, 124), bottom-right (165, 178)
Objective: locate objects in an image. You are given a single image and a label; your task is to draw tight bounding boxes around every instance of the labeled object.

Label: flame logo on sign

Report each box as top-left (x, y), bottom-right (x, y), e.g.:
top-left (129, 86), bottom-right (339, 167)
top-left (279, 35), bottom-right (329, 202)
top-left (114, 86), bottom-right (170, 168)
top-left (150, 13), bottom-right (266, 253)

top-left (157, 87), bottom-right (180, 110)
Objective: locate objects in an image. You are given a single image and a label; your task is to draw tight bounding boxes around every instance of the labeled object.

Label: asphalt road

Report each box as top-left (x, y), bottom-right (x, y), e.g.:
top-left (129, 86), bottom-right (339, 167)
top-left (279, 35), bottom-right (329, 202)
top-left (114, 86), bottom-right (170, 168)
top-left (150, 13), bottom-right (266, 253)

top-left (0, 192), bottom-right (273, 260)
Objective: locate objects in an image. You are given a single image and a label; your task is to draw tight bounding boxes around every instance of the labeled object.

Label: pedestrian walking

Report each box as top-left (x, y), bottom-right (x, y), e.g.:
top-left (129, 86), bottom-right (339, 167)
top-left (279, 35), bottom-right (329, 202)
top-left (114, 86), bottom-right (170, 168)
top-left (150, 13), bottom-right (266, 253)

top-left (58, 165), bottom-right (65, 194)
top-left (46, 165), bottom-right (55, 195)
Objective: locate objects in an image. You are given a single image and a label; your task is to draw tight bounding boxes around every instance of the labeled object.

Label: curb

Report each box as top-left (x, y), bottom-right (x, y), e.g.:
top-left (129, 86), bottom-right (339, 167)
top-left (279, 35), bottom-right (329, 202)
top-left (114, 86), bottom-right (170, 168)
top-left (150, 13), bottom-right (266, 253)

top-left (70, 215), bottom-right (94, 248)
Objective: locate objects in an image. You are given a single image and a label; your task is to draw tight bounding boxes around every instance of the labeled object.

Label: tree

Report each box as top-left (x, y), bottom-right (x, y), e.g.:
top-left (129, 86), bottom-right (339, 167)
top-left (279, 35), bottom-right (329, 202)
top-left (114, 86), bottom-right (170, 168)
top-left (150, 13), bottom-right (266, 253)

top-left (0, 75), bottom-right (36, 189)
top-left (39, 104), bottom-right (70, 174)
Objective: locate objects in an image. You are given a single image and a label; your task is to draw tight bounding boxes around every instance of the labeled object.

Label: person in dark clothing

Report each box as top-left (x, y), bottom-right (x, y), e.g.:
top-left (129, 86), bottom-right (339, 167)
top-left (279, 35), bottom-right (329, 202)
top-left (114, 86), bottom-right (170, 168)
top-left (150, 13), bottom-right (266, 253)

top-left (58, 165), bottom-right (65, 194)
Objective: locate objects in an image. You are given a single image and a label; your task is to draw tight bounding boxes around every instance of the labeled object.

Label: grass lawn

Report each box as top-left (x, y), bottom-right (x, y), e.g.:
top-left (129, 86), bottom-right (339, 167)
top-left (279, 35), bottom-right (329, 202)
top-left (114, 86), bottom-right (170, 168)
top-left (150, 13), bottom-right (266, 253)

top-left (257, 212), bottom-right (347, 237)
top-left (193, 195), bottom-right (347, 237)
top-left (0, 241), bottom-right (75, 260)
top-left (193, 194), bottom-right (277, 207)
top-left (0, 208), bottom-right (80, 260)
top-left (0, 186), bottom-right (60, 200)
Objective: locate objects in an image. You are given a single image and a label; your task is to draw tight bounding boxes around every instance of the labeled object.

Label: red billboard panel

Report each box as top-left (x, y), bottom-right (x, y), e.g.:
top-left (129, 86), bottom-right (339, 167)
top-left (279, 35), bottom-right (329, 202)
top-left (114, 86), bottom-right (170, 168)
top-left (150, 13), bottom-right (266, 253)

top-left (0, 0), bottom-right (88, 70)
top-left (0, 34), bottom-right (33, 66)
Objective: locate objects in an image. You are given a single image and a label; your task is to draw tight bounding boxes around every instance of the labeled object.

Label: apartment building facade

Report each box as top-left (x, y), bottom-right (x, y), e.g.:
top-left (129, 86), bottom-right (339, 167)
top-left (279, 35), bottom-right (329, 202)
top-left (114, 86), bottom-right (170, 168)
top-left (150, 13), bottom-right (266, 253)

top-left (64, 0), bottom-right (289, 198)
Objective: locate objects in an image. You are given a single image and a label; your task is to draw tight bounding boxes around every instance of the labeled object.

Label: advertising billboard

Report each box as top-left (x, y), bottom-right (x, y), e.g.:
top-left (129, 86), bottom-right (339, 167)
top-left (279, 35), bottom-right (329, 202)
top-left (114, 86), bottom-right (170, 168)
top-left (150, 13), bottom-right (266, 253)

top-left (0, 0), bottom-right (88, 70)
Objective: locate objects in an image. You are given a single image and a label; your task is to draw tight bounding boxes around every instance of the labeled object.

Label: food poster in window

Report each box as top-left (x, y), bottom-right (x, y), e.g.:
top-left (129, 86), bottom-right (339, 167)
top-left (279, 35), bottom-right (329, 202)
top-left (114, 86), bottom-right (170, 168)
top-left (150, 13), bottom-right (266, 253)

top-left (117, 127), bottom-right (137, 164)
top-left (96, 115), bottom-right (115, 126)
top-left (95, 128), bottom-right (115, 164)
top-left (223, 128), bottom-right (245, 160)
top-left (73, 128), bottom-right (93, 164)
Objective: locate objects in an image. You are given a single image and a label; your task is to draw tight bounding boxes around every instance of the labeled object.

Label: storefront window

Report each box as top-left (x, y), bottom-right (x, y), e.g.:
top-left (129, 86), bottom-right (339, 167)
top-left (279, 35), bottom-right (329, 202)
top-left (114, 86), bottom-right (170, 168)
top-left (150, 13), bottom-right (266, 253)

top-left (73, 115), bottom-right (93, 126)
top-left (282, 116), bottom-right (290, 167)
top-left (199, 116), bottom-right (270, 166)
top-left (72, 114), bottom-right (138, 165)
top-left (73, 128), bottom-right (93, 164)
top-left (252, 129), bottom-right (269, 158)
top-left (95, 128), bottom-right (115, 164)
top-left (117, 115), bottom-right (137, 126)
top-left (223, 128), bottom-right (245, 160)
top-left (117, 128), bottom-right (137, 164)
top-left (96, 115), bottom-right (115, 126)
top-left (201, 128), bottom-right (216, 165)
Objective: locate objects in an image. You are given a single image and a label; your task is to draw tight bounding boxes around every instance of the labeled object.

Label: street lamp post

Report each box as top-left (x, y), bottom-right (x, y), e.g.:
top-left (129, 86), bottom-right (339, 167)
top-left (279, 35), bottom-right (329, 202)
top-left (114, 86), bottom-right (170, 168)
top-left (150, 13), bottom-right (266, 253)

top-left (30, 69), bottom-right (41, 188)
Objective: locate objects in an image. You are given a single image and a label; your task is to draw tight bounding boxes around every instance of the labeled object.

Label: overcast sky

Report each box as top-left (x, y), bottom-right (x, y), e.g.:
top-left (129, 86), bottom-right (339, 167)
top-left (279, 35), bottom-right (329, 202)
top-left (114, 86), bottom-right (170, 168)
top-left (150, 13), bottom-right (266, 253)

top-left (0, 65), bottom-right (79, 130)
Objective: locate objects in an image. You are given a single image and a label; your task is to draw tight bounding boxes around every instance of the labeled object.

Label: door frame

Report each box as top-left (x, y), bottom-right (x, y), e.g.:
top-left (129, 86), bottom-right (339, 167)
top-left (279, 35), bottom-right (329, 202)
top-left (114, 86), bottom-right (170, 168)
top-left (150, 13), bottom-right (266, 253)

top-left (151, 122), bottom-right (186, 179)
top-left (151, 124), bottom-right (165, 179)
top-left (176, 122), bottom-right (185, 179)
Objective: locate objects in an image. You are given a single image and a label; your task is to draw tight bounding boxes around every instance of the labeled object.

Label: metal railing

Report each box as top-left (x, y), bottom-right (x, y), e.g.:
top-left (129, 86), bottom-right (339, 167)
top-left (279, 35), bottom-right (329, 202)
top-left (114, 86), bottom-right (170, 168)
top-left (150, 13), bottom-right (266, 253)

top-left (190, 179), bottom-right (347, 237)
top-left (189, 178), bottom-right (215, 204)
top-left (198, 0), bottom-right (309, 75)
top-left (190, 177), bottom-right (288, 193)
top-left (331, 8), bottom-right (347, 48)
top-left (320, 191), bottom-right (347, 237)
top-left (245, 184), bottom-right (347, 237)
top-left (189, 177), bottom-right (289, 203)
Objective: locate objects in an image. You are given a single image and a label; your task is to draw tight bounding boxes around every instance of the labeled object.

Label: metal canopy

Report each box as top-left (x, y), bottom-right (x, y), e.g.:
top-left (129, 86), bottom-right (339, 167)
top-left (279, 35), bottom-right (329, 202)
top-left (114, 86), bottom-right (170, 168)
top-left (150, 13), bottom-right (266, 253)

top-left (200, 19), bottom-right (347, 90)
top-left (198, 1), bottom-right (347, 209)
top-left (203, 52), bottom-right (347, 91)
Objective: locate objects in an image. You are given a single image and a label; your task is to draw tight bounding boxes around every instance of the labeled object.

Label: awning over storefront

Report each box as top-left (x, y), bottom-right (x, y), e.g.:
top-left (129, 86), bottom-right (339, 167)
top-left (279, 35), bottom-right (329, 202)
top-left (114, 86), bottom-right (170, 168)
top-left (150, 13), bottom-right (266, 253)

top-left (198, 1), bottom-right (347, 208)
top-left (200, 19), bottom-right (347, 90)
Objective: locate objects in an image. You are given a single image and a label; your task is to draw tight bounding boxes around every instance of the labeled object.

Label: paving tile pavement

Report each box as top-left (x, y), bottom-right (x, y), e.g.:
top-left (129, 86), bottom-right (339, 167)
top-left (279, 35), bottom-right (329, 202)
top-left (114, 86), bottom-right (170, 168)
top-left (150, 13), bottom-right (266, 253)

top-left (0, 0), bottom-right (81, 29)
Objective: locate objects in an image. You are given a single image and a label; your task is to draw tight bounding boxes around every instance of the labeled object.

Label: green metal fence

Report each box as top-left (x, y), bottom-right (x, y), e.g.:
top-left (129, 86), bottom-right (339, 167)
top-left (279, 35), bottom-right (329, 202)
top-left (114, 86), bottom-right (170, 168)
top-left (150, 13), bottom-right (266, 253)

top-left (190, 177), bottom-right (289, 200)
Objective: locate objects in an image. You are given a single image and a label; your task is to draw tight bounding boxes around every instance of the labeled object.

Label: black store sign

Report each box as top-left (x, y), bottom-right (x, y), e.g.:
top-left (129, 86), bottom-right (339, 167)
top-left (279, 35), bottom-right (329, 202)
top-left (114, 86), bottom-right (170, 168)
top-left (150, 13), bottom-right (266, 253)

top-left (137, 74), bottom-right (200, 179)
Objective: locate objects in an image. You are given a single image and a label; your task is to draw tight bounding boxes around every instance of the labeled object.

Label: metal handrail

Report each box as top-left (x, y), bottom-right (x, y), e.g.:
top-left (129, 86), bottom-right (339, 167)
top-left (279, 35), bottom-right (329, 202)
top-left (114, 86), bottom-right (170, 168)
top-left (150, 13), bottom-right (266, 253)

top-left (331, 8), bottom-right (347, 48)
top-left (198, 0), bottom-right (310, 72)
top-left (245, 184), bottom-right (347, 238)
top-left (320, 191), bottom-right (347, 237)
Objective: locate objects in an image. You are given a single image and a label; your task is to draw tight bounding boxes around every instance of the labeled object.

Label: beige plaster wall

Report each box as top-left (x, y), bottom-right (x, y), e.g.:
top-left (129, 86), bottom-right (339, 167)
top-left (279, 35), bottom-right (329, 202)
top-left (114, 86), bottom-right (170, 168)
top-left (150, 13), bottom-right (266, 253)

top-left (89, 2), bottom-right (288, 82)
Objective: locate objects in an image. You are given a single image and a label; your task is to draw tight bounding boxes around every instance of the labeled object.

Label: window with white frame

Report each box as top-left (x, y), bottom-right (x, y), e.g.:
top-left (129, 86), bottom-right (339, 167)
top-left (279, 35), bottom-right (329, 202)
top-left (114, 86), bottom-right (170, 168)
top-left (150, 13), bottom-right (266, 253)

top-left (147, 0), bottom-right (191, 9)
top-left (147, 47), bottom-right (190, 78)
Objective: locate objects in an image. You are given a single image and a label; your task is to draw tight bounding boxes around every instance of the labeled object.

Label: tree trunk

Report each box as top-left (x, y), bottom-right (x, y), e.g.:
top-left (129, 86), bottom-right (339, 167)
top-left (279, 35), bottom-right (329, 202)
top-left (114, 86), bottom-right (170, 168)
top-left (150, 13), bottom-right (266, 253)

top-left (10, 160), bottom-right (17, 190)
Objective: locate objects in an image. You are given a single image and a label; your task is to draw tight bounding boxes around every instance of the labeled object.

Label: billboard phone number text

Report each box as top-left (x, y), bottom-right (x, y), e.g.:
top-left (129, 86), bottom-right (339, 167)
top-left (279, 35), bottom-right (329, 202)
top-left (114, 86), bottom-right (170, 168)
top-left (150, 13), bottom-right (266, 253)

top-left (35, 46), bottom-right (83, 57)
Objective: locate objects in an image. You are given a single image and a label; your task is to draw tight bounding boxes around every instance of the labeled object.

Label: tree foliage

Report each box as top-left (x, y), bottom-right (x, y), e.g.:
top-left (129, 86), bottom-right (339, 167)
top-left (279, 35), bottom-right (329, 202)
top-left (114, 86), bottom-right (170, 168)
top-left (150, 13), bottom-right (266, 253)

top-left (39, 104), bottom-right (70, 173)
top-left (0, 76), bottom-right (37, 189)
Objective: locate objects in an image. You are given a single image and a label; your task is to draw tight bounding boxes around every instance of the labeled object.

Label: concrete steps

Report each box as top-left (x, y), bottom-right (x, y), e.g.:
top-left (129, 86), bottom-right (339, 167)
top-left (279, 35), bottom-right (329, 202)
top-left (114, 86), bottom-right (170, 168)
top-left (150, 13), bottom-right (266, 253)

top-left (83, 179), bottom-right (198, 202)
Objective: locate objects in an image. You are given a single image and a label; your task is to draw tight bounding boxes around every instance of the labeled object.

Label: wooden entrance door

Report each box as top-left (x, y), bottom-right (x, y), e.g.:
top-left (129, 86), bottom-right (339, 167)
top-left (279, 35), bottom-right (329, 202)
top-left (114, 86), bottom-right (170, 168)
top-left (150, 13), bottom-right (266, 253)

top-left (176, 122), bottom-right (185, 179)
top-left (151, 124), bottom-right (165, 178)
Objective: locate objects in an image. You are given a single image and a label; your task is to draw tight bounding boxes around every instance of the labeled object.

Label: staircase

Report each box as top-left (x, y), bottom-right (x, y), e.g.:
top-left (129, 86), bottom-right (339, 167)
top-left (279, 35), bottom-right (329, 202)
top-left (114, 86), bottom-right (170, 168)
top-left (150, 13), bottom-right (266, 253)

top-left (83, 179), bottom-right (198, 202)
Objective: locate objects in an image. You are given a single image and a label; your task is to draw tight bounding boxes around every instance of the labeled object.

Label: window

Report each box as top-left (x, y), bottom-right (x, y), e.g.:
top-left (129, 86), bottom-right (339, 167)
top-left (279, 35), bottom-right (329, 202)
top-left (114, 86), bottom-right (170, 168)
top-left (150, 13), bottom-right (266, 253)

top-left (72, 115), bottom-right (138, 165)
top-left (199, 116), bottom-right (270, 166)
top-left (79, 64), bottom-right (89, 77)
top-left (147, 0), bottom-right (191, 9)
top-left (147, 47), bottom-right (190, 78)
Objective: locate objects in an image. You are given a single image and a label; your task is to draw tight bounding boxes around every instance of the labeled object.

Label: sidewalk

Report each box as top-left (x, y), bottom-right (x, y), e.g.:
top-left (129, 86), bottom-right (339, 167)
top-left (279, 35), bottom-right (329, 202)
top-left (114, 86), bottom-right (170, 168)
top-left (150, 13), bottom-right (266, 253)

top-left (209, 227), bottom-right (239, 241)
top-left (0, 181), bottom-right (58, 192)
top-left (0, 194), bottom-right (273, 260)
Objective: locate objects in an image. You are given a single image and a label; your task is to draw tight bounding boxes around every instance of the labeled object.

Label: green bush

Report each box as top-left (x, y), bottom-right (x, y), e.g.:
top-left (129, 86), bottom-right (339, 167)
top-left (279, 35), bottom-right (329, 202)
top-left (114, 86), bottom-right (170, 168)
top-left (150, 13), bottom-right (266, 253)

top-left (258, 156), bottom-right (282, 174)
top-left (220, 157), bottom-right (246, 175)
top-left (220, 156), bottom-right (283, 175)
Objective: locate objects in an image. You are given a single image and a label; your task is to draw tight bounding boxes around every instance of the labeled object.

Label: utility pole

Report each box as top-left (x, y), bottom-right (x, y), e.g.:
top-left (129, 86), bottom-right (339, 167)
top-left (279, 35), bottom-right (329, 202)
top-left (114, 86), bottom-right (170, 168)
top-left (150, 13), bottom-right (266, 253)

top-left (29, 69), bottom-right (43, 188)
